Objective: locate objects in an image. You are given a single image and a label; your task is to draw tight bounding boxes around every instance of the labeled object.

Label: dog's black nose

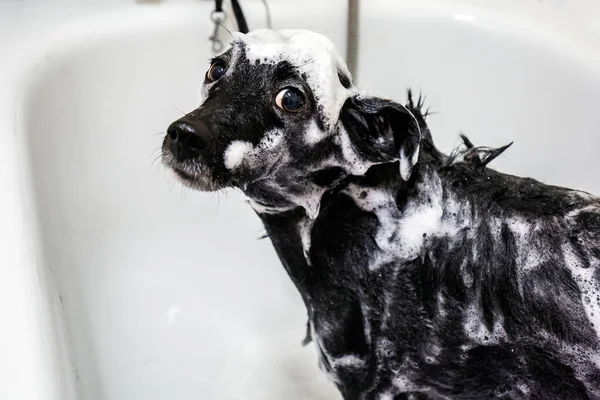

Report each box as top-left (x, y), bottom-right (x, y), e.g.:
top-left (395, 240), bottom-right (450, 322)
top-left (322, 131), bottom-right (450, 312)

top-left (166, 120), bottom-right (208, 161)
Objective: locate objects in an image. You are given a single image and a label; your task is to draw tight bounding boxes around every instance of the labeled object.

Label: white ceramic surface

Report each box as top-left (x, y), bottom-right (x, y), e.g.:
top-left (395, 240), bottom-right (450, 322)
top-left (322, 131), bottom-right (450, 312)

top-left (1, 1), bottom-right (599, 399)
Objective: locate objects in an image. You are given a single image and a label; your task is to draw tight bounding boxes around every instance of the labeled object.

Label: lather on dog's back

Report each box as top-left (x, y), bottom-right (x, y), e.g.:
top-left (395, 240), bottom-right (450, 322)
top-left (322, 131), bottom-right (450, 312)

top-left (161, 29), bottom-right (600, 399)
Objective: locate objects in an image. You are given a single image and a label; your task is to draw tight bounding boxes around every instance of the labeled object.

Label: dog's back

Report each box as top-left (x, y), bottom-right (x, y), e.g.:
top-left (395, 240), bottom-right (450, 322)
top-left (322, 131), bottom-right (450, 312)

top-left (271, 101), bottom-right (600, 400)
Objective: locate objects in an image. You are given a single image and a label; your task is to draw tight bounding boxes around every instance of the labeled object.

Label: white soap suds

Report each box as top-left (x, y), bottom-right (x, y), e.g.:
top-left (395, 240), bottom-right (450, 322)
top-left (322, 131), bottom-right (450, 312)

top-left (304, 119), bottom-right (326, 145)
top-left (379, 268), bottom-right (399, 329)
top-left (224, 129), bottom-right (288, 178)
top-left (345, 168), bottom-right (447, 270)
top-left (376, 338), bottom-right (396, 359)
top-left (506, 216), bottom-right (530, 238)
top-left (463, 303), bottom-right (493, 344)
top-left (563, 242), bottom-right (600, 339)
top-left (393, 374), bottom-right (418, 393)
top-left (286, 181), bottom-right (325, 219)
top-left (463, 302), bottom-right (507, 345)
top-left (299, 217), bottom-right (315, 265)
top-left (343, 184), bottom-right (402, 269)
top-left (567, 204), bottom-right (600, 219)
top-left (437, 292), bottom-right (447, 318)
top-left (505, 217), bottom-right (548, 278)
top-left (399, 145), bottom-right (418, 181)
top-left (517, 382), bottom-right (531, 395)
top-left (237, 29), bottom-right (355, 130)
top-left (329, 355), bottom-right (366, 369)
top-left (360, 302), bottom-right (373, 343)
top-left (224, 140), bottom-right (253, 170)
top-left (537, 332), bottom-right (600, 398)
top-left (455, 257), bottom-right (473, 289)
top-left (423, 341), bottom-right (442, 364)
top-left (397, 197), bottom-right (443, 256)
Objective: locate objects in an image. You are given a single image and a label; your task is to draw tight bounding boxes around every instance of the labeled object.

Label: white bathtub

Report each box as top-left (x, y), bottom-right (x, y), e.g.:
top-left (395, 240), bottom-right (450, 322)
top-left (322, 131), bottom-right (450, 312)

top-left (1, 1), bottom-right (600, 399)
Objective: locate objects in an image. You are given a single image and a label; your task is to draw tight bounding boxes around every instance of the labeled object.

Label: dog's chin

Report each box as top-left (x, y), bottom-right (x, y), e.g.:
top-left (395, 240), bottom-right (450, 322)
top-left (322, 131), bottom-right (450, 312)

top-left (165, 163), bottom-right (225, 192)
top-left (175, 168), bottom-right (225, 191)
top-left (174, 168), bottom-right (222, 191)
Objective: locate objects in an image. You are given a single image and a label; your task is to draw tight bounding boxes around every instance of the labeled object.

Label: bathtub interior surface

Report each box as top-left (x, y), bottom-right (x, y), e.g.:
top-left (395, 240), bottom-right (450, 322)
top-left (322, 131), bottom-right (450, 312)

top-left (21, 7), bottom-right (343, 400)
top-left (21, 3), bottom-right (600, 400)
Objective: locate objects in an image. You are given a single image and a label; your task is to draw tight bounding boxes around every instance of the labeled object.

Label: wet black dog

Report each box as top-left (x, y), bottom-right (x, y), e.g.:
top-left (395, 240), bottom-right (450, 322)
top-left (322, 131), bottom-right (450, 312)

top-left (162, 29), bottom-right (600, 399)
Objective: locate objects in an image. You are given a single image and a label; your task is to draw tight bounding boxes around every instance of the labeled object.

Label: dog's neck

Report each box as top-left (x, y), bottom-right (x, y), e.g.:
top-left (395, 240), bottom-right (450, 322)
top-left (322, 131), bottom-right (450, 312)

top-left (244, 173), bottom-right (334, 219)
top-left (243, 128), bottom-right (393, 219)
top-left (244, 157), bottom-right (461, 233)
top-left (340, 163), bottom-right (461, 266)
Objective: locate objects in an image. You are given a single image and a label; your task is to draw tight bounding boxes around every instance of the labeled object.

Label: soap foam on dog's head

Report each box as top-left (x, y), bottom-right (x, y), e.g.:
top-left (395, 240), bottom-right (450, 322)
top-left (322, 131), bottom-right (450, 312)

top-left (235, 29), bottom-right (355, 130)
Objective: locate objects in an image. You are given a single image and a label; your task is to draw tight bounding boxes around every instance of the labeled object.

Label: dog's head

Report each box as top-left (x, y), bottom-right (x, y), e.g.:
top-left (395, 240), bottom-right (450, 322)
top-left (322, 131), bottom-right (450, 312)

top-left (162, 29), bottom-right (421, 216)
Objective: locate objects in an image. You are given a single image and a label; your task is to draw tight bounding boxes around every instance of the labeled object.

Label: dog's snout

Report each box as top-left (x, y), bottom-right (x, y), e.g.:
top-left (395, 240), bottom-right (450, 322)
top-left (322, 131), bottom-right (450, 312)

top-left (166, 120), bottom-right (208, 161)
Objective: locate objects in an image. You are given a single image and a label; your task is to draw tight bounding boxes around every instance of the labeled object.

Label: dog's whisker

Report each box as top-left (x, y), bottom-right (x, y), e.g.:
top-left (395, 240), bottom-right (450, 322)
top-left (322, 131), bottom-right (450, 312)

top-left (169, 179), bottom-right (177, 194)
top-left (149, 154), bottom-right (164, 171)
top-left (169, 106), bottom-right (186, 116)
top-left (218, 21), bottom-right (234, 39)
top-left (214, 190), bottom-right (222, 215)
top-left (148, 147), bottom-right (165, 171)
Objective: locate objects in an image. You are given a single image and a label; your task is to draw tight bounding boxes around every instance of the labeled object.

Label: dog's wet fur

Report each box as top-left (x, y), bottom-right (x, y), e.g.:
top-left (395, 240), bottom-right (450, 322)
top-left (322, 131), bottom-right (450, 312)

top-left (162, 30), bottom-right (600, 399)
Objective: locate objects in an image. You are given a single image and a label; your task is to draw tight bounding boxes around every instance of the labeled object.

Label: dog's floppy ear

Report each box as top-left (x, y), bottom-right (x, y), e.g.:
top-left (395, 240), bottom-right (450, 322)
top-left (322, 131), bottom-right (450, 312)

top-left (340, 95), bottom-right (421, 181)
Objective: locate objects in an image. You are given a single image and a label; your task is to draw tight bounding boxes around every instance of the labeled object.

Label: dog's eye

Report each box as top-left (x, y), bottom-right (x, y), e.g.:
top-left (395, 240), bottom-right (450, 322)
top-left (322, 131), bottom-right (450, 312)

top-left (275, 88), bottom-right (305, 113)
top-left (206, 62), bottom-right (227, 82)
